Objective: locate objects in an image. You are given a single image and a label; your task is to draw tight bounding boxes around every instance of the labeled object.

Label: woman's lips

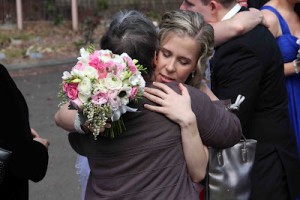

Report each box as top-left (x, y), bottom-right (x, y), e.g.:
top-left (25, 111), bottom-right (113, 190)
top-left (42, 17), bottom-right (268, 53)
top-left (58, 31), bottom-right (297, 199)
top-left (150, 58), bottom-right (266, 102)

top-left (160, 74), bottom-right (174, 83)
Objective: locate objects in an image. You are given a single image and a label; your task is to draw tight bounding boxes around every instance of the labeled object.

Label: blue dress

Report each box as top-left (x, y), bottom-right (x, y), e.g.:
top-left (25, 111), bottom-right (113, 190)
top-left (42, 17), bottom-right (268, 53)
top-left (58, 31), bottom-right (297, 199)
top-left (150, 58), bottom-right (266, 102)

top-left (261, 6), bottom-right (300, 156)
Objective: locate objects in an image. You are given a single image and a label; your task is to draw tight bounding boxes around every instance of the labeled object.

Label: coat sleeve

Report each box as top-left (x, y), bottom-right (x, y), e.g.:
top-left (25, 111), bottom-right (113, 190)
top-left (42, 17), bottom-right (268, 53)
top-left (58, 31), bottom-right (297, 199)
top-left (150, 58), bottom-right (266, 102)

top-left (186, 84), bottom-right (242, 148)
top-left (0, 64), bottom-right (49, 182)
top-left (167, 82), bottom-right (242, 149)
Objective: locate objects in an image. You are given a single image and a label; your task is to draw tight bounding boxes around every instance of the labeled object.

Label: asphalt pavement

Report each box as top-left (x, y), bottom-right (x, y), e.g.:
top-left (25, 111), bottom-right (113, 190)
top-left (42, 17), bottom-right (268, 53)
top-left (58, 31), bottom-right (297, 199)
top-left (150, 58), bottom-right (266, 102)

top-left (7, 59), bottom-right (82, 200)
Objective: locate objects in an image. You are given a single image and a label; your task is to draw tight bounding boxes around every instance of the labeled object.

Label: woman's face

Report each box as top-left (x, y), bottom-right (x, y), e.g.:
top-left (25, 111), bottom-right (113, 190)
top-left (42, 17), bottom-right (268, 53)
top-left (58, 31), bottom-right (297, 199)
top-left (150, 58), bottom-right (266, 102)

top-left (153, 33), bottom-right (200, 84)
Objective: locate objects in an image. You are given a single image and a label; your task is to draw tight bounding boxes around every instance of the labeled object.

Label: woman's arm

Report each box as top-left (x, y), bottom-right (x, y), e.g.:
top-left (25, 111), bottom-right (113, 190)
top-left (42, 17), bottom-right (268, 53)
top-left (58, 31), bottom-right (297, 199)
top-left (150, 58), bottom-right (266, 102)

top-left (55, 102), bottom-right (111, 133)
top-left (54, 103), bottom-right (78, 132)
top-left (214, 8), bottom-right (268, 46)
top-left (143, 82), bottom-right (208, 182)
top-left (261, 9), bottom-right (300, 76)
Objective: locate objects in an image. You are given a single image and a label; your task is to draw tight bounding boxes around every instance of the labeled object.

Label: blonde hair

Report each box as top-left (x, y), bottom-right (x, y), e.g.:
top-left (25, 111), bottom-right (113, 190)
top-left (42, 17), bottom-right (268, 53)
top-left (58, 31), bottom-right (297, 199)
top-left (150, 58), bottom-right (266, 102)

top-left (158, 10), bottom-right (214, 88)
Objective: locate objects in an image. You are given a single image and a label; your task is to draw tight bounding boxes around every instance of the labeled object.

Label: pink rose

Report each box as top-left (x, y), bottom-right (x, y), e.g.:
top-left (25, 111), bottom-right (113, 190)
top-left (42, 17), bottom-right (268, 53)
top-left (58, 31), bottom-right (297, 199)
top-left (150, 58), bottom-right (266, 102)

top-left (91, 92), bottom-right (109, 105)
top-left (130, 86), bottom-right (138, 99)
top-left (65, 83), bottom-right (79, 100)
top-left (73, 62), bottom-right (85, 70)
top-left (129, 64), bottom-right (137, 74)
top-left (62, 81), bottom-right (68, 92)
top-left (88, 55), bottom-right (101, 69)
top-left (123, 56), bottom-right (137, 73)
top-left (97, 68), bottom-right (108, 79)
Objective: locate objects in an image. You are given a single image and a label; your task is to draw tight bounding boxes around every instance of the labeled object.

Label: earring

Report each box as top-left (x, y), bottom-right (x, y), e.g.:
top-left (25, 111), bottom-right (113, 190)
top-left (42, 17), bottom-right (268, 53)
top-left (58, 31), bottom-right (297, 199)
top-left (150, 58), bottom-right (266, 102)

top-left (191, 71), bottom-right (195, 78)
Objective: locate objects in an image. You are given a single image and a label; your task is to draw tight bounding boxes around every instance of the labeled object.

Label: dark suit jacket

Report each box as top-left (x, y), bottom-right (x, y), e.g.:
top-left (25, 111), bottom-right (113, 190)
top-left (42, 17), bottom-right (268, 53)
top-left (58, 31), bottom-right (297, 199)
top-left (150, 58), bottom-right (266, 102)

top-left (247, 0), bottom-right (269, 8)
top-left (210, 7), bottom-right (300, 200)
top-left (0, 64), bottom-right (49, 200)
top-left (69, 82), bottom-right (242, 199)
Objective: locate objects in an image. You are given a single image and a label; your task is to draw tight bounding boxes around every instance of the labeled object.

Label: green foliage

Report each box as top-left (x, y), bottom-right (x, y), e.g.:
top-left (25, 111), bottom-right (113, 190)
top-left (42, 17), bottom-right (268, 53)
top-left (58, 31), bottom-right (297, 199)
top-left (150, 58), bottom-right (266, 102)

top-left (147, 10), bottom-right (161, 21)
top-left (5, 48), bottom-right (26, 58)
top-left (0, 34), bottom-right (10, 49)
top-left (78, 15), bottom-right (101, 47)
top-left (11, 32), bottom-right (31, 40)
top-left (97, 0), bottom-right (109, 11)
top-left (45, 0), bottom-right (56, 14)
top-left (53, 14), bottom-right (64, 26)
top-left (87, 44), bottom-right (96, 54)
top-left (45, 0), bottom-right (64, 26)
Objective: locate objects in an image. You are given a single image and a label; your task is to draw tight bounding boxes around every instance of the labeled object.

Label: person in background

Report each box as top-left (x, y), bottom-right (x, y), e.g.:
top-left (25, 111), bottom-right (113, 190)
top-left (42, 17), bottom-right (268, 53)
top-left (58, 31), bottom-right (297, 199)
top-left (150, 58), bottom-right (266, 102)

top-left (261, 0), bottom-right (300, 156)
top-left (0, 64), bottom-right (49, 200)
top-left (180, 0), bottom-right (300, 199)
top-left (56, 10), bottom-right (243, 199)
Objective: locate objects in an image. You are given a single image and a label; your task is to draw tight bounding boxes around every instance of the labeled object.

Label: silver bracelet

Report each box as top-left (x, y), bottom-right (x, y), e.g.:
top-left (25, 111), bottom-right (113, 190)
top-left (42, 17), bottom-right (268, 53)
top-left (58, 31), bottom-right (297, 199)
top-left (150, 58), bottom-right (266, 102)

top-left (74, 113), bottom-right (86, 134)
top-left (293, 60), bottom-right (299, 74)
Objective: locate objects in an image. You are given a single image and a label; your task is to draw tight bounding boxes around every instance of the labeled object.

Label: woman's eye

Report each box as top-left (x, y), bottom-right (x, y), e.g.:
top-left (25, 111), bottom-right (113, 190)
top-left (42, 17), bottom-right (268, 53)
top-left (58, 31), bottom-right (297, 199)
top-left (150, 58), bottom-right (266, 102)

top-left (179, 59), bottom-right (189, 65)
top-left (163, 51), bottom-right (171, 57)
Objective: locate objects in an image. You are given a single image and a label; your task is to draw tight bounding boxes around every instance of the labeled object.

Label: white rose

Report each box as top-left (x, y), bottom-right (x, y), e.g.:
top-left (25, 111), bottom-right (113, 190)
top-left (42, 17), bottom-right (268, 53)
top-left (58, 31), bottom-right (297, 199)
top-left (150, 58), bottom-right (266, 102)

top-left (71, 68), bottom-right (85, 78)
top-left (82, 66), bottom-right (98, 79)
top-left (104, 74), bottom-right (122, 90)
top-left (138, 75), bottom-right (146, 88)
top-left (78, 77), bottom-right (92, 96)
top-left (78, 93), bottom-right (89, 104)
top-left (93, 81), bottom-right (108, 94)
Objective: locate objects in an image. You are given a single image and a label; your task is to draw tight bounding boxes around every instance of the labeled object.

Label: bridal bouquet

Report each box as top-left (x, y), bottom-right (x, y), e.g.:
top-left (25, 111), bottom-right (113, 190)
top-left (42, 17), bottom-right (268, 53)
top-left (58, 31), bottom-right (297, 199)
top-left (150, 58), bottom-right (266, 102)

top-left (58, 46), bottom-right (146, 139)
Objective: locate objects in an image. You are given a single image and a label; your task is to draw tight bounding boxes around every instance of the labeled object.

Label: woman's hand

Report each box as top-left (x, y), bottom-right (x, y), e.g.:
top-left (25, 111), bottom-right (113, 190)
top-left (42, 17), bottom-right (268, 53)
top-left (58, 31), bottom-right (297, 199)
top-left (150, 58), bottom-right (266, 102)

top-left (143, 82), bottom-right (194, 127)
top-left (31, 128), bottom-right (50, 149)
top-left (31, 128), bottom-right (40, 138)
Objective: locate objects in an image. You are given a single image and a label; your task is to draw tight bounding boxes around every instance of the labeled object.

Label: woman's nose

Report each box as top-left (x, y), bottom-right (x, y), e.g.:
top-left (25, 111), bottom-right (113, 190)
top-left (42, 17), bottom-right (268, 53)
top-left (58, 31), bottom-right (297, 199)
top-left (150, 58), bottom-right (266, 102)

top-left (165, 59), bottom-right (176, 72)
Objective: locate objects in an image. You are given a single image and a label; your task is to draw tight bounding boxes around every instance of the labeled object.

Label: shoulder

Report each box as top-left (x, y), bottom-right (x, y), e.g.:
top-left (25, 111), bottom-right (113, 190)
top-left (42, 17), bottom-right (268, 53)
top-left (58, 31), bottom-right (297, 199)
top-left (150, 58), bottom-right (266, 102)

top-left (261, 9), bottom-right (281, 37)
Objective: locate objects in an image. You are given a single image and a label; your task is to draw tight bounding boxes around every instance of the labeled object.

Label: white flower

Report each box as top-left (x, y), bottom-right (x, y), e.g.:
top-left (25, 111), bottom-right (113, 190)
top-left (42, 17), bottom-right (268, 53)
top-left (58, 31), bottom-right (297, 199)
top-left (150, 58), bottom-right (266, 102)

top-left (93, 82), bottom-right (108, 94)
top-left (78, 77), bottom-right (92, 96)
top-left (118, 87), bottom-right (131, 105)
top-left (83, 66), bottom-right (98, 79)
top-left (62, 71), bottom-right (72, 80)
top-left (104, 74), bottom-right (122, 90)
top-left (77, 48), bottom-right (90, 64)
top-left (138, 75), bottom-right (146, 88)
top-left (78, 93), bottom-right (89, 104)
top-left (108, 90), bottom-right (121, 111)
top-left (129, 74), bottom-right (141, 86)
top-left (71, 66), bottom-right (98, 79)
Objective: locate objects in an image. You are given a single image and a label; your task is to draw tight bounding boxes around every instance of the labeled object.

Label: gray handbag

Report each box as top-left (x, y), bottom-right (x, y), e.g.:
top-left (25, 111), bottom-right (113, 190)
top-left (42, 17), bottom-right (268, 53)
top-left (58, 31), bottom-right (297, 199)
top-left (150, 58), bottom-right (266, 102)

top-left (0, 147), bottom-right (12, 184)
top-left (205, 135), bottom-right (257, 200)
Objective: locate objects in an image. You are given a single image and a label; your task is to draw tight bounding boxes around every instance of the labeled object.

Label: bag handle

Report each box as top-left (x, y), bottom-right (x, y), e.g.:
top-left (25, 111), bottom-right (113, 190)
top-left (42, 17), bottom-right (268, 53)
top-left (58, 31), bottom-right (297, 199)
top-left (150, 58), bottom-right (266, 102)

top-left (216, 132), bottom-right (251, 166)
